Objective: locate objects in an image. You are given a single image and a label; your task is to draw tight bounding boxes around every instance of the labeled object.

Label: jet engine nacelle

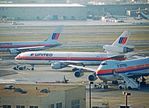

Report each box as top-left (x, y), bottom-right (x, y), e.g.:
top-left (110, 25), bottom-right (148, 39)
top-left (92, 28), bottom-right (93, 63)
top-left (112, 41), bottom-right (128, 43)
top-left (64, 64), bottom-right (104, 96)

top-left (88, 74), bottom-right (97, 81)
top-left (9, 49), bottom-right (20, 55)
top-left (103, 45), bottom-right (134, 53)
top-left (123, 46), bottom-right (134, 53)
top-left (74, 69), bottom-right (84, 78)
top-left (51, 62), bottom-right (67, 69)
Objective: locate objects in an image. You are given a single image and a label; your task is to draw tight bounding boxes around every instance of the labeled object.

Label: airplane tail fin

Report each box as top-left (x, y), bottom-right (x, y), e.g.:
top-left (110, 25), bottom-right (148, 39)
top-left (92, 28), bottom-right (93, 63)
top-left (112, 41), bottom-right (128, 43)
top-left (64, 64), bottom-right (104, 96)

top-left (45, 26), bottom-right (63, 42)
top-left (112, 31), bottom-right (128, 47)
top-left (103, 31), bottom-right (134, 53)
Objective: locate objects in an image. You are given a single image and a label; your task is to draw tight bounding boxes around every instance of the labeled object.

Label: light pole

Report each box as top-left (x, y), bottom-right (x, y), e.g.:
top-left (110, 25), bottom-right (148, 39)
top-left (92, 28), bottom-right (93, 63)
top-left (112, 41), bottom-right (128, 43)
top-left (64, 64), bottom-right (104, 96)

top-left (89, 81), bottom-right (93, 108)
top-left (123, 91), bottom-right (131, 108)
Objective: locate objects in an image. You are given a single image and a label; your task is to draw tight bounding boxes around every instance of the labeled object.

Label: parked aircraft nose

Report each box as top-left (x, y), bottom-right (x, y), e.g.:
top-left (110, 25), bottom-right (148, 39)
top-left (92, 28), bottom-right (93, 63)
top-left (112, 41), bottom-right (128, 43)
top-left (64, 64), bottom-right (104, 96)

top-left (15, 54), bottom-right (21, 60)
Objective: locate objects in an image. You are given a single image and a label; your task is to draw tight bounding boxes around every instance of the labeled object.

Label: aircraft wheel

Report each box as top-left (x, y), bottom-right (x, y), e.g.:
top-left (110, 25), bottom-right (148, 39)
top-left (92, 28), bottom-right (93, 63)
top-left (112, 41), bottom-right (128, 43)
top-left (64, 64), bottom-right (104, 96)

top-left (119, 86), bottom-right (123, 90)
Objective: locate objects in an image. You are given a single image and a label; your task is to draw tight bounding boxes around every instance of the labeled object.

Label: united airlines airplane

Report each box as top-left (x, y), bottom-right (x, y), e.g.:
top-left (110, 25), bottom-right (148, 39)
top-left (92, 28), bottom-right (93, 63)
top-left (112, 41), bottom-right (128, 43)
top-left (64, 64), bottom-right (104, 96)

top-left (14, 31), bottom-right (133, 70)
top-left (69, 57), bottom-right (149, 89)
top-left (0, 26), bottom-right (62, 54)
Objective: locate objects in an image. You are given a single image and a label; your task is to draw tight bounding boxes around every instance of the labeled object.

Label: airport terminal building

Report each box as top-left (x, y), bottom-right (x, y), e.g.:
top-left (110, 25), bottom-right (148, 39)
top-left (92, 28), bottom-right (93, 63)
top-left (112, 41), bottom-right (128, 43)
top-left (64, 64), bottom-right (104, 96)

top-left (0, 3), bottom-right (149, 21)
top-left (0, 83), bottom-right (86, 108)
top-left (87, 3), bottom-right (149, 19)
top-left (0, 4), bottom-right (86, 20)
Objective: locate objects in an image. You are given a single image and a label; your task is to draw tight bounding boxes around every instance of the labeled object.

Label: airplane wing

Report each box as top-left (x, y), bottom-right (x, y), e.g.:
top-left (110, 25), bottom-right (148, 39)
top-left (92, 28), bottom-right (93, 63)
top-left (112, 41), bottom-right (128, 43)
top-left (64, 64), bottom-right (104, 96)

top-left (58, 60), bottom-right (88, 65)
top-left (68, 64), bottom-right (96, 72)
top-left (17, 46), bottom-right (46, 51)
top-left (124, 49), bottom-right (149, 59)
top-left (9, 46), bottom-right (46, 54)
top-left (51, 54), bottom-right (126, 69)
top-left (50, 60), bottom-right (97, 71)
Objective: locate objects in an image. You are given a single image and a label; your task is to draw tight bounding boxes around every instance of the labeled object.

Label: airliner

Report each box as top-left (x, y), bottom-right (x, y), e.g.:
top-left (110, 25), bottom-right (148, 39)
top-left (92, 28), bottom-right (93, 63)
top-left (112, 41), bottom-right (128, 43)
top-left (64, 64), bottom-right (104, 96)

top-left (69, 57), bottom-right (149, 89)
top-left (0, 26), bottom-right (62, 54)
top-left (14, 31), bottom-right (133, 70)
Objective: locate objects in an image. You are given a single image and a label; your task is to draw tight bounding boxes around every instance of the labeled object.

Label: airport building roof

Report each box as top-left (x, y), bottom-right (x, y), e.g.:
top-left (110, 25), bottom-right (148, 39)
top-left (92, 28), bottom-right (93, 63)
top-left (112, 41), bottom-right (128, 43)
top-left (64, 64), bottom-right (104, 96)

top-left (0, 4), bottom-right (86, 8)
top-left (0, 83), bottom-right (86, 108)
top-left (0, 83), bottom-right (84, 96)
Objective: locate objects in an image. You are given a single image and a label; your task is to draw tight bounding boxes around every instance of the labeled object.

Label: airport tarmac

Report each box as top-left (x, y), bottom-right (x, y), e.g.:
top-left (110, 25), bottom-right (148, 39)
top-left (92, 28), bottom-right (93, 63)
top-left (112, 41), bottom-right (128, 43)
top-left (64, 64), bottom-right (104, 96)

top-left (0, 21), bottom-right (149, 54)
top-left (0, 18), bottom-right (149, 27)
top-left (0, 21), bottom-right (149, 108)
top-left (1, 64), bottom-right (149, 108)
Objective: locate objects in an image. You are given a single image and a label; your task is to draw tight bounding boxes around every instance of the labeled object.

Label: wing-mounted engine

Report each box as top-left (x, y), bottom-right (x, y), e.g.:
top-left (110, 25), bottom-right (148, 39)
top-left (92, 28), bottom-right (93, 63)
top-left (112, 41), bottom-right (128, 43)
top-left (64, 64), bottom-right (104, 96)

top-left (51, 62), bottom-right (67, 69)
top-left (88, 73), bottom-right (97, 81)
top-left (74, 69), bottom-right (84, 78)
top-left (9, 48), bottom-right (20, 55)
top-left (103, 45), bottom-right (134, 53)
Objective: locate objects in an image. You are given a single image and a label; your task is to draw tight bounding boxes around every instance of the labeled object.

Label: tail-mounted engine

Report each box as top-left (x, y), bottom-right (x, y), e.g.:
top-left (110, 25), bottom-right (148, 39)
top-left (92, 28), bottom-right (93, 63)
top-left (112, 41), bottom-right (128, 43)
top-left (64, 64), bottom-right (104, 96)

top-left (103, 45), bottom-right (134, 53)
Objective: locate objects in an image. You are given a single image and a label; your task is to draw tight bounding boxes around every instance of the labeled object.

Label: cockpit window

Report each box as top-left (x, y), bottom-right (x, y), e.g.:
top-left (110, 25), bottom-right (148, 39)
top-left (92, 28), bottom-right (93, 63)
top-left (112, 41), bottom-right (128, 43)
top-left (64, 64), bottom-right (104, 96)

top-left (101, 62), bottom-right (107, 65)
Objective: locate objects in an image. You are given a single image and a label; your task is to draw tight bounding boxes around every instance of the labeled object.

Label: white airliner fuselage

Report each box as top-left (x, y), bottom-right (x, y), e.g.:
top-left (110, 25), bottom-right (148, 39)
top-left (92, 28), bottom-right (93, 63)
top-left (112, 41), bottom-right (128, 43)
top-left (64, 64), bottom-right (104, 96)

top-left (15, 51), bottom-right (126, 68)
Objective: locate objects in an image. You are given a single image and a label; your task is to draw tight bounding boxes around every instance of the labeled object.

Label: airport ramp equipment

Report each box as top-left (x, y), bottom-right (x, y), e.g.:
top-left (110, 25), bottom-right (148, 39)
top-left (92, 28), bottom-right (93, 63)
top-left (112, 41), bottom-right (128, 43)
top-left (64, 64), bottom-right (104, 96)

top-left (119, 74), bottom-right (139, 89)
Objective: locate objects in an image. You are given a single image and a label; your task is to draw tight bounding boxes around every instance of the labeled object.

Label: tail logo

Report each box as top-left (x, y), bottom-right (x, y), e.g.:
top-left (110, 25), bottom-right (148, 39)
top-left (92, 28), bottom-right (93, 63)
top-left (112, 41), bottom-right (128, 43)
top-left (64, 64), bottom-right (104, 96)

top-left (52, 33), bottom-right (60, 40)
top-left (118, 37), bottom-right (127, 45)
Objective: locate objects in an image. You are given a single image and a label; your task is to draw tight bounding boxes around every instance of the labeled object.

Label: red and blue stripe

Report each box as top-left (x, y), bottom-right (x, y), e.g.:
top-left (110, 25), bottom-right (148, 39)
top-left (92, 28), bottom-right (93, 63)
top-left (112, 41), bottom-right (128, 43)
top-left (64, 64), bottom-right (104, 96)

top-left (52, 33), bottom-right (60, 40)
top-left (118, 37), bottom-right (127, 45)
top-left (16, 56), bottom-right (125, 61)
top-left (96, 64), bottom-right (149, 76)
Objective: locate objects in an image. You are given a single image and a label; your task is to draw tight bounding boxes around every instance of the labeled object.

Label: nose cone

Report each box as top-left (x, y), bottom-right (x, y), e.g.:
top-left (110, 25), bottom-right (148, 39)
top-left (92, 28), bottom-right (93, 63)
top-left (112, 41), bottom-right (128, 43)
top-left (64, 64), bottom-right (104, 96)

top-left (15, 54), bottom-right (21, 60)
top-left (96, 65), bottom-right (103, 75)
top-left (96, 60), bottom-right (110, 75)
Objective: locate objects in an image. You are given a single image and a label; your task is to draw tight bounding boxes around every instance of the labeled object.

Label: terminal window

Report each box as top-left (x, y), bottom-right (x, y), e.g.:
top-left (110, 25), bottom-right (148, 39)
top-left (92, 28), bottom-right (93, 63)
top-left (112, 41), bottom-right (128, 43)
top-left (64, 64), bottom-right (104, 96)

top-left (3, 105), bottom-right (11, 108)
top-left (71, 99), bottom-right (80, 108)
top-left (16, 105), bottom-right (25, 108)
top-left (30, 106), bottom-right (38, 108)
top-left (56, 102), bottom-right (62, 108)
top-left (50, 104), bottom-right (54, 108)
